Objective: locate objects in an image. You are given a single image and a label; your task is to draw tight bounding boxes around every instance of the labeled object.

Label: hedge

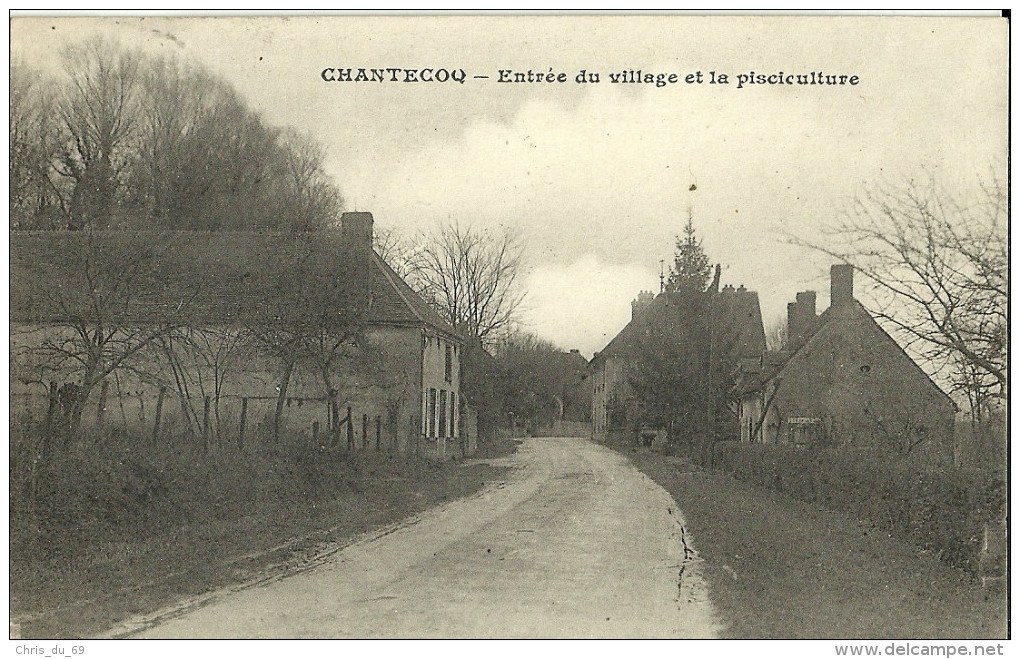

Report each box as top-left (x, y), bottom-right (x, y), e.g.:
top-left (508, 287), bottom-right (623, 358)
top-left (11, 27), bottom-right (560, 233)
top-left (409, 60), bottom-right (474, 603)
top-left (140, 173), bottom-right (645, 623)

top-left (712, 441), bottom-right (1005, 577)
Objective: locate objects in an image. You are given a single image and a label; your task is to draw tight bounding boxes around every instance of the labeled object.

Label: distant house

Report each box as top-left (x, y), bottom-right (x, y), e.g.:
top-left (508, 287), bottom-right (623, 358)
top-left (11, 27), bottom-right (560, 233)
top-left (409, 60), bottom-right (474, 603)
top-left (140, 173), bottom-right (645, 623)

top-left (558, 349), bottom-right (593, 424)
top-left (735, 264), bottom-right (955, 465)
top-left (10, 212), bottom-right (470, 459)
top-left (591, 269), bottom-right (766, 441)
top-left (460, 338), bottom-right (503, 445)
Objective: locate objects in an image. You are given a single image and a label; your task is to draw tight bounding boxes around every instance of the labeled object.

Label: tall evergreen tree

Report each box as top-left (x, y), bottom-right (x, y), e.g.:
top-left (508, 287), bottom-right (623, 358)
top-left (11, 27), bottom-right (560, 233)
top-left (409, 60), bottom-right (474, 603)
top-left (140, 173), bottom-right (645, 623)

top-left (665, 211), bottom-right (712, 294)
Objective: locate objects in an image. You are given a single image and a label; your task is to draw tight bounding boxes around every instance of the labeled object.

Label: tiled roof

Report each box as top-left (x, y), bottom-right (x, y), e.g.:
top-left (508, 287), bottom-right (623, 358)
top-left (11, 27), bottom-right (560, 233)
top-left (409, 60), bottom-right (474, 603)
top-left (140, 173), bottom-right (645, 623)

top-left (772, 299), bottom-right (953, 403)
top-left (10, 231), bottom-right (460, 341)
top-left (591, 288), bottom-right (765, 365)
top-left (369, 252), bottom-right (461, 340)
top-left (592, 293), bottom-right (690, 365)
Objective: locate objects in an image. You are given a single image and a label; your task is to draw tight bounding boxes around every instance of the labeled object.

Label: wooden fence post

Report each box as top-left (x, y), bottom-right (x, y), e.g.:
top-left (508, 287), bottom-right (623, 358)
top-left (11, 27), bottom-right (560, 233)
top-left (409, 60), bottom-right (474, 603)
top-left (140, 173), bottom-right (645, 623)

top-left (202, 395), bottom-right (211, 453)
top-left (331, 399), bottom-right (341, 447)
top-left (45, 381), bottom-right (58, 436)
top-left (96, 380), bottom-right (109, 426)
top-left (114, 372), bottom-right (128, 427)
top-left (376, 415), bottom-right (382, 451)
top-left (43, 381), bottom-right (58, 458)
top-left (347, 406), bottom-right (354, 451)
top-left (362, 414), bottom-right (368, 450)
top-left (238, 397), bottom-right (248, 452)
top-left (153, 387), bottom-right (166, 447)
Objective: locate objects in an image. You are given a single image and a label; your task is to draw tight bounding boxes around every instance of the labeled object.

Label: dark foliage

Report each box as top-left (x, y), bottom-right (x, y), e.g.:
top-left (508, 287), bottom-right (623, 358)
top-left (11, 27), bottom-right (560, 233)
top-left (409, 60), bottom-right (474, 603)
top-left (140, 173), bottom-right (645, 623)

top-left (713, 441), bottom-right (1006, 576)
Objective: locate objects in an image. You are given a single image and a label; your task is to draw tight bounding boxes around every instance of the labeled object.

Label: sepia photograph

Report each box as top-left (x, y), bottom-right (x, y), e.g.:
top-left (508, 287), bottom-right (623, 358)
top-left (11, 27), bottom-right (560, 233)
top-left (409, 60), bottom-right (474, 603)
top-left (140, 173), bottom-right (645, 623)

top-left (7, 10), bottom-right (1008, 650)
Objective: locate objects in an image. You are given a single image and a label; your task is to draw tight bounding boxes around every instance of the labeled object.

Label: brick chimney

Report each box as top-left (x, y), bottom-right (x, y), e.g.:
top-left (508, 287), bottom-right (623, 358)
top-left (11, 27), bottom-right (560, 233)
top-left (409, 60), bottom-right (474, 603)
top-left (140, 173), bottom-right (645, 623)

top-left (830, 264), bottom-right (854, 307)
top-left (787, 290), bottom-right (817, 349)
top-left (340, 211), bottom-right (375, 309)
top-left (341, 211), bottom-right (374, 252)
top-left (631, 290), bottom-right (655, 320)
top-left (795, 290), bottom-right (816, 316)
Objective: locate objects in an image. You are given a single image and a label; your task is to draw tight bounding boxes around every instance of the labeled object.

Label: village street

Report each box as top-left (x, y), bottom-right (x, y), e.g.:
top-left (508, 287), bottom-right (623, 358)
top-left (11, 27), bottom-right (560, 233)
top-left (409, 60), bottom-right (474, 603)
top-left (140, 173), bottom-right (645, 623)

top-left (131, 437), bottom-right (721, 639)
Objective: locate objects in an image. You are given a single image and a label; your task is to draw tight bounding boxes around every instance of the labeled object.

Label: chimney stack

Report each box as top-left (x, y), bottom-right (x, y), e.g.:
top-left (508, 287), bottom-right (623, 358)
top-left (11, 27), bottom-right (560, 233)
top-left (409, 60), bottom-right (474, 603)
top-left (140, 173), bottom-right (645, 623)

top-left (830, 264), bottom-right (854, 307)
top-left (710, 264), bottom-right (721, 293)
top-left (341, 211), bottom-right (374, 252)
top-left (340, 212), bottom-right (375, 310)
top-left (795, 290), bottom-right (816, 317)
top-left (631, 290), bottom-right (655, 320)
top-left (787, 290), bottom-right (818, 350)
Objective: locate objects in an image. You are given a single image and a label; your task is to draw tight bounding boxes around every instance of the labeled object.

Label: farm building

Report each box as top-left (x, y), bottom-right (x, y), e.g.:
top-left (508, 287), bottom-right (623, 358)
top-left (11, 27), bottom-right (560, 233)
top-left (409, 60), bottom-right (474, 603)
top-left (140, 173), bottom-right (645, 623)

top-left (591, 268), bottom-right (766, 441)
top-left (735, 265), bottom-right (955, 465)
top-left (9, 212), bottom-right (472, 459)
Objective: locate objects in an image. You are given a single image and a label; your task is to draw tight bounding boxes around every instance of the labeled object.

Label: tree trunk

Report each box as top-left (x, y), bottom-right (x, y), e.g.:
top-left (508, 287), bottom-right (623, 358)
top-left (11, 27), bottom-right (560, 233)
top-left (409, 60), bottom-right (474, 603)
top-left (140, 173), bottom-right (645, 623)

top-left (274, 360), bottom-right (295, 443)
top-left (238, 397), bottom-right (248, 451)
top-left (64, 387), bottom-right (88, 447)
top-left (153, 386), bottom-right (166, 447)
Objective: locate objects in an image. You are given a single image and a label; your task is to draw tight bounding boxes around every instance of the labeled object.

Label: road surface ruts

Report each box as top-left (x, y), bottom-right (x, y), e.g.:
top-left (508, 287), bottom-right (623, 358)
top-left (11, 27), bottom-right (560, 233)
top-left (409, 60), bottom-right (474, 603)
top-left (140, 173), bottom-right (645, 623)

top-left (133, 436), bottom-right (720, 639)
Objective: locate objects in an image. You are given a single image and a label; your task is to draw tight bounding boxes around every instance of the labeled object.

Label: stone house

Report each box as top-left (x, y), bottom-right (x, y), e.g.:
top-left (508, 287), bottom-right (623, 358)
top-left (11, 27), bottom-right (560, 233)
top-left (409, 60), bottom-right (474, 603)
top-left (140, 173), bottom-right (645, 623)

top-left (591, 270), bottom-right (766, 441)
top-left (9, 212), bottom-right (471, 459)
top-left (735, 264), bottom-right (955, 465)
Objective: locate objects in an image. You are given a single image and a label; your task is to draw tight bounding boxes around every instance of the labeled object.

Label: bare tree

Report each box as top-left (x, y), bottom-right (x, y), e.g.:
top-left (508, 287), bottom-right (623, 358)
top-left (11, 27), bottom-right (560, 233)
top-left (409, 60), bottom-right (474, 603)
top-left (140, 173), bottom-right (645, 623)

top-left (373, 226), bottom-right (421, 280)
top-left (795, 170), bottom-right (1006, 408)
top-left (247, 237), bottom-right (364, 442)
top-left (10, 61), bottom-right (64, 227)
top-left (19, 39), bottom-right (341, 233)
top-left (54, 38), bottom-right (143, 228)
top-left (128, 55), bottom-right (232, 227)
top-left (147, 327), bottom-right (248, 446)
top-left (408, 222), bottom-right (526, 346)
top-left (11, 230), bottom-right (185, 443)
top-left (275, 128), bottom-right (343, 232)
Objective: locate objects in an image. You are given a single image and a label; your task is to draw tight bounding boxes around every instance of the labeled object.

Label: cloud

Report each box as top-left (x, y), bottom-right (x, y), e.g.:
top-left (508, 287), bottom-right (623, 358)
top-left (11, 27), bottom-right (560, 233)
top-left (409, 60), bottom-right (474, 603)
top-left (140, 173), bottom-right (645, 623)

top-left (521, 254), bottom-right (657, 358)
top-left (11, 16), bottom-right (1006, 353)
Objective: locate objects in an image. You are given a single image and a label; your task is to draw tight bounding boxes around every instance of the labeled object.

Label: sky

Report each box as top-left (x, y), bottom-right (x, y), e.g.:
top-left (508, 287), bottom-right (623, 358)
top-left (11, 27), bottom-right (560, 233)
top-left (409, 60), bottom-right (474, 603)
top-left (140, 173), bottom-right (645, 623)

top-left (9, 14), bottom-right (1008, 358)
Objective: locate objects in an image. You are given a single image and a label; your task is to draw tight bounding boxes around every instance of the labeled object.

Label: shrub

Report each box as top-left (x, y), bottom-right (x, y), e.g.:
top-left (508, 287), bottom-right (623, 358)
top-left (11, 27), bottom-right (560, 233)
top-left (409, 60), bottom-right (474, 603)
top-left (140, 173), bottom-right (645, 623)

top-left (8, 423), bottom-right (435, 562)
top-left (713, 441), bottom-right (1005, 576)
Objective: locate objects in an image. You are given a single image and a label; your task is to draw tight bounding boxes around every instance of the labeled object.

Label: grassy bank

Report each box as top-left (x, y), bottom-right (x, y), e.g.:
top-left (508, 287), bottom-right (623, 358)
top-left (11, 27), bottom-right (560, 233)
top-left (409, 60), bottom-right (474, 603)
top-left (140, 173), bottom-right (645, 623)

top-left (607, 440), bottom-right (1006, 639)
top-left (10, 432), bottom-right (515, 639)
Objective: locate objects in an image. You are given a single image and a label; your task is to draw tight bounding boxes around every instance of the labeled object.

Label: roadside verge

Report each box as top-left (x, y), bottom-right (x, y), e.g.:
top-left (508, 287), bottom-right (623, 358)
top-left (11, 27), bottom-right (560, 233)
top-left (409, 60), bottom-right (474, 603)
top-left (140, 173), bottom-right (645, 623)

top-left (609, 443), bottom-right (1006, 639)
top-left (11, 447), bottom-right (514, 639)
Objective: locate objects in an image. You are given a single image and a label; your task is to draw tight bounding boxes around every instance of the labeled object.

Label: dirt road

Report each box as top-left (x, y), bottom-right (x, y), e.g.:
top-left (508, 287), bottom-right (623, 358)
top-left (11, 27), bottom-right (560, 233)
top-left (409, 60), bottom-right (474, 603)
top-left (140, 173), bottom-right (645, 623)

top-left (131, 437), bottom-right (719, 639)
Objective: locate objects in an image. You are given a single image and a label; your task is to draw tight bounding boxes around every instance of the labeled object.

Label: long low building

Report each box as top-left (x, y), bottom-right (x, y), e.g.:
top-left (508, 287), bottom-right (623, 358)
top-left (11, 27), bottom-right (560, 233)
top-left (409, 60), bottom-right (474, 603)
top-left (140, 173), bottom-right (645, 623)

top-left (10, 212), bottom-right (474, 459)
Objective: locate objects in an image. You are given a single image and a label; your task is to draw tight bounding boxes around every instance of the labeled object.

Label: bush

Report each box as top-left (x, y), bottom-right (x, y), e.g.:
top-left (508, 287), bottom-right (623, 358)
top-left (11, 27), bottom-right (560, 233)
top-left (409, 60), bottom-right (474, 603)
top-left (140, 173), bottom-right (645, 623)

top-left (8, 424), bottom-right (439, 562)
top-left (713, 441), bottom-right (1005, 576)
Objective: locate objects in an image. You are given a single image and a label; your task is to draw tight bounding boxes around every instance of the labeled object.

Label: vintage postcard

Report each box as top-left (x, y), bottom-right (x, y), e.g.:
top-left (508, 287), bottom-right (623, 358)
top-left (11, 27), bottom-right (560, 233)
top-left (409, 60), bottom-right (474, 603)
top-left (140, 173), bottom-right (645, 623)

top-left (8, 12), bottom-right (1008, 651)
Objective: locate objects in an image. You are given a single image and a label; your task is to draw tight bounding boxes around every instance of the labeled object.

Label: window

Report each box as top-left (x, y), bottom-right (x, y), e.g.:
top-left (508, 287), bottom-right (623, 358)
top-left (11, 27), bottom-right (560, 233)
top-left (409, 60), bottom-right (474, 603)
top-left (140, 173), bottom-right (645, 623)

top-left (438, 390), bottom-right (447, 438)
top-left (428, 388), bottom-right (437, 438)
top-left (444, 344), bottom-right (453, 383)
top-left (450, 392), bottom-right (457, 438)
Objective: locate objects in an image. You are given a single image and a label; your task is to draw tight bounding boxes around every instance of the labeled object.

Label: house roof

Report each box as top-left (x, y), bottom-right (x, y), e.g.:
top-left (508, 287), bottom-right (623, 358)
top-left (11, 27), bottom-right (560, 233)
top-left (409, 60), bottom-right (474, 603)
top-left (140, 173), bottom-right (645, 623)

top-left (590, 287), bottom-right (766, 367)
top-left (9, 230), bottom-right (461, 341)
top-left (591, 292), bottom-right (689, 366)
top-left (10, 230), bottom-right (353, 326)
top-left (746, 299), bottom-right (953, 405)
top-left (369, 251), bottom-right (461, 341)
